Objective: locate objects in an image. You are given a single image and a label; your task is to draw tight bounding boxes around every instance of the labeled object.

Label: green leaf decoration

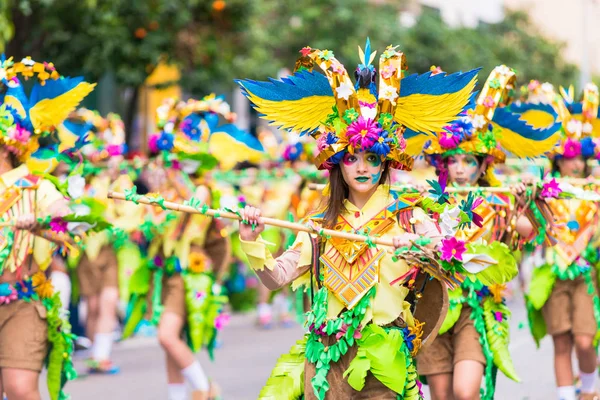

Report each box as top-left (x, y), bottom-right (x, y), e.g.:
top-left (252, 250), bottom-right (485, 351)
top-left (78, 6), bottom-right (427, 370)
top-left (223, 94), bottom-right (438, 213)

top-left (527, 263), bottom-right (556, 310)
top-left (482, 297), bottom-right (520, 382)
top-left (467, 242), bottom-right (518, 286)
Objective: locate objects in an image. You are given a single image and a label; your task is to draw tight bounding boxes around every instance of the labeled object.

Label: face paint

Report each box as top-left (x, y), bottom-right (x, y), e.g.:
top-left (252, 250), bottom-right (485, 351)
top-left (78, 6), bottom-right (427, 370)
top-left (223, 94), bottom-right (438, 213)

top-left (371, 170), bottom-right (382, 184)
top-left (342, 153), bottom-right (357, 166)
top-left (366, 153), bottom-right (382, 167)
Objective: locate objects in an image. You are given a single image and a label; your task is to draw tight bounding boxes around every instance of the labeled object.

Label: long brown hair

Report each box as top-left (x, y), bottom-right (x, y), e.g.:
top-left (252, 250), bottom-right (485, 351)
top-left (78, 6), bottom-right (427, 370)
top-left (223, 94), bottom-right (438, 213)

top-left (322, 161), bottom-right (391, 228)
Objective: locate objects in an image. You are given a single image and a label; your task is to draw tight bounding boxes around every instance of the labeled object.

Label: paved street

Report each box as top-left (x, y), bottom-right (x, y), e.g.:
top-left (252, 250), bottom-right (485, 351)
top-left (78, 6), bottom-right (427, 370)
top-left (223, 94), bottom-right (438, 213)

top-left (42, 294), bottom-right (562, 400)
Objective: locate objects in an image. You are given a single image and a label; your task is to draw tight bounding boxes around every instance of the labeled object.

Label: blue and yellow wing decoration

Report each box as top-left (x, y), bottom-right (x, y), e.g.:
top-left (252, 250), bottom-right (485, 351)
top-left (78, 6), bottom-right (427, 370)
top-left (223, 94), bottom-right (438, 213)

top-left (208, 123), bottom-right (265, 170)
top-left (236, 70), bottom-right (334, 135)
top-left (395, 69), bottom-right (479, 136)
top-left (494, 103), bottom-right (562, 157)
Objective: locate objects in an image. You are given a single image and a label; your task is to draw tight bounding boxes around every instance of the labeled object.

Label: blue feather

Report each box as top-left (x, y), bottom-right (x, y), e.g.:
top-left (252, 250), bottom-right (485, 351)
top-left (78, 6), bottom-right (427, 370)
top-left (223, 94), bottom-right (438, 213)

top-left (62, 119), bottom-right (94, 137)
top-left (211, 124), bottom-right (264, 152)
top-left (236, 70), bottom-right (333, 102)
top-left (508, 102), bottom-right (559, 117)
top-left (400, 68), bottom-right (481, 97)
top-left (29, 77), bottom-right (85, 105)
top-left (492, 107), bottom-right (561, 141)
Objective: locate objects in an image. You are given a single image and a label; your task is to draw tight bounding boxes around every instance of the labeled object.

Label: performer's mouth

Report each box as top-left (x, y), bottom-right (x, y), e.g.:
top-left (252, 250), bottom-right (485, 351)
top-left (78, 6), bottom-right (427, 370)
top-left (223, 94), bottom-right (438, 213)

top-left (355, 176), bottom-right (369, 183)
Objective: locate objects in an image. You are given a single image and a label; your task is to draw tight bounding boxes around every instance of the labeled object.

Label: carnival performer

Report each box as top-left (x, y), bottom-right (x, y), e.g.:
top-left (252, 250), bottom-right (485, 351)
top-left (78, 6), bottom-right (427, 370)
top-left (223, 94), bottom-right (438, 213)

top-left (411, 66), bottom-right (562, 400)
top-left (524, 83), bottom-right (600, 400)
top-left (61, 109), bottom-right (139, 374)
top-left (0, 57), bottom-right (94, 400)
top-left (236, 40), bottom-right (481, 399)
top-left (124, 96), bottom-right (231, 400)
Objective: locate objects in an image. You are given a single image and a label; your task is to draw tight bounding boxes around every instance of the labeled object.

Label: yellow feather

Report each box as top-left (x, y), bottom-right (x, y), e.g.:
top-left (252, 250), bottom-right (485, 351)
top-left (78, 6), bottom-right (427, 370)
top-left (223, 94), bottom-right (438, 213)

top-left (404, 135), bottom-right (429, 157)
top-left (3, 95), bottom-right (27, 119)
top-left (394, 79), bottom-right (476, 135)
top-left (208, 131), bottom-right (264, 170)
top-left (493, 123), bottom-right (560, 158)
top-left (29, 82), bottom-right (96, 130)
top-left (245, 90), bottom-right (334, 133)
top-left (516, 109), bottom-right (556, 129)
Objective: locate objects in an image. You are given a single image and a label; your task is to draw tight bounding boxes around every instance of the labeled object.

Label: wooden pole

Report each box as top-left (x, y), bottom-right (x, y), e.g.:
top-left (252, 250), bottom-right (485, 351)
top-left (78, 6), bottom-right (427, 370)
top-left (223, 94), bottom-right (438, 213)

top-left (108, 191), bottom-right (397, 247)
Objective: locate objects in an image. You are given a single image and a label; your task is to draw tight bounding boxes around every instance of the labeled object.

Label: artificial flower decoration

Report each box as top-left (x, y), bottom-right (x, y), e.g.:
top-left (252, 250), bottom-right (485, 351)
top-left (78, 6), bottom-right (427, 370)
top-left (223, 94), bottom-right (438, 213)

top-left (540, 178), bottom-right (562, 199)
top-left (238, 38), bottom-right (480, 171)
top-left (0, 283), bottom-right (17, 304)
top-left (32, 271), bottom-right (54, 299)
top-left (439, 237), bottom-right (467, 262)
top-left (188, 251), bottom-right (209, 274)
top-left (15, 279), bottom-right (35, 300)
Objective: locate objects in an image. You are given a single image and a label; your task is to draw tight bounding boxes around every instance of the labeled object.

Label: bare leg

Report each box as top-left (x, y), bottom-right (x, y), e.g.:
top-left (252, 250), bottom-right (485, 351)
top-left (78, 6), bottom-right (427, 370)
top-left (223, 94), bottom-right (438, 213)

top-left (553, 333), bottom-right (575, 387)
top-left (452, 360), bottom-right (484, 400)
top-left (85, 294), bottom-right (99, 340)
top-left (166, 353), bottom-right (185, 384)
top-left (96, 287), bottom-right (119, 335)
top-left (2, 368), bottom-right (41, 400)
top-left (427, 373), bottom-right (454, 400)
top-left (575, 334), bottom-right (597, 373)
top-left (157, 311), bottom-right (195, 372)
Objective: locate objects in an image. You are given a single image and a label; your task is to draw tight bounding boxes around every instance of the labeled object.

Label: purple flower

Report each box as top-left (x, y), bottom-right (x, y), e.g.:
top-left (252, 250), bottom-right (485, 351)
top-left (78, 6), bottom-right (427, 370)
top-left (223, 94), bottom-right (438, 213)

top-left (345, 116), bottom-right (381, 150)
top-left (541, 178), bottom-right (562, 199)
top-left (106, 144), bottom-right (122, 156)
top-left (439, 237), bottom-right (467, 262)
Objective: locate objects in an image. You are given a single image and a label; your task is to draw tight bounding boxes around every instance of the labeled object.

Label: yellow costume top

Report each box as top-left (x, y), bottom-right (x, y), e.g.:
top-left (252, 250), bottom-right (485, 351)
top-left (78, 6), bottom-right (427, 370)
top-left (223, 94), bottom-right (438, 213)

top-left (0, 165), bottom-right (64, 273)
top-left (241, 185), bottom-right (439, 328)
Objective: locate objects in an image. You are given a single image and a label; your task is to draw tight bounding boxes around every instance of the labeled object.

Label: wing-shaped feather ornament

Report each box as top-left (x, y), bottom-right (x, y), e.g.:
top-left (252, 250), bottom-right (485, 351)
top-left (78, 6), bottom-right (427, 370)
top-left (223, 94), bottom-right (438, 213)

top-left (492, 104), bottom-right (561, 158)
top-left (395, 69), bottom-right (479, 136)
top-left (236, 70), bottom-right (334, 135)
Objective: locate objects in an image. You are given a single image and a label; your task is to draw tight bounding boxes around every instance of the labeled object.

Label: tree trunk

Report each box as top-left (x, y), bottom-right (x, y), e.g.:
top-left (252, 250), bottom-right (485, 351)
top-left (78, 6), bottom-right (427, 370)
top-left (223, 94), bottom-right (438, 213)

top-left (124, 85), bottom-right (140, 153)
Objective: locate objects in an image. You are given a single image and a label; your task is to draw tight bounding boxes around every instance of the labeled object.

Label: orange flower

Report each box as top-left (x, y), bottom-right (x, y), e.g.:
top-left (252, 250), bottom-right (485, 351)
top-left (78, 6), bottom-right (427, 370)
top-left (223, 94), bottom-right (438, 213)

top-left (188, 252), bottom-right (209, 274)
top-left (32, 272), bottom-right (54, 299)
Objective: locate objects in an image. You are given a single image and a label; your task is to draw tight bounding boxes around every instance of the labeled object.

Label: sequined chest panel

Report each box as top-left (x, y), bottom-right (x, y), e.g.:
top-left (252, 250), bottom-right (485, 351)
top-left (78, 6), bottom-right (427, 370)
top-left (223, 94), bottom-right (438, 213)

top-left (319, 201), bottom-right (409, 309)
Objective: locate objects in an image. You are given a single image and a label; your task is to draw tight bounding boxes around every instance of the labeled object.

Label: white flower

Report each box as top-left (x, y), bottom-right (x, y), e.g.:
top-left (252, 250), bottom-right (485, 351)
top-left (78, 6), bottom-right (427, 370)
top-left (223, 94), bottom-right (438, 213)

top-left (20, 57), bottom-right (35, 66)
top-left (583, 122), bottom-right (593, 134)
top-left (566, 119), bottom-right (582, 135)
top-left (163, 122), bottom-right (175, 134)
top-left (471, 114), bottom-right (487, 129)
top-left (379, 82), bottom-right (399, 105)
top-left (336, 82), bottom-right (354, 100)
top-left (67, 175), bottom-right (85, 199)
top-left (0, 68), bottom-right (6, 82)
top-left (541, 82), bottom-right (555, 93)
top-left (496, 65), bottom-right (512, 75)
top-left (439, 206), bottom-right (461, 237)
top-left (360, 105), bottom-right (377, 121)
top-left (180, 159), bottom-right (200, 174)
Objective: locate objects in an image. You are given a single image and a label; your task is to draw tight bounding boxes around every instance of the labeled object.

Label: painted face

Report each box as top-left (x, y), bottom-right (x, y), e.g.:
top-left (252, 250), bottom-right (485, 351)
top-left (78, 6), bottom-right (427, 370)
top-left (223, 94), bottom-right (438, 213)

top-left (446, 153), bottom-right (483, 186)
top-left (557, 156), bottom-right (586, 178)
top-left (340, 151), bottom-right (384, 195)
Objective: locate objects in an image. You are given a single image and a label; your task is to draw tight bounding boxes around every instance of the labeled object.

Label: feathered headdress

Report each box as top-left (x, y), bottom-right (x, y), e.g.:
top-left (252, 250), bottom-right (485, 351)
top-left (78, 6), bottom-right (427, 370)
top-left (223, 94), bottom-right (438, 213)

top-left (0, 56), bottom-right (96, 162)
top-left (237, 39), bottom-right (479, 171)
top-left (412, 66), bottom-right (561, 182)
top-left (551, 83), bottom-right (600, 159)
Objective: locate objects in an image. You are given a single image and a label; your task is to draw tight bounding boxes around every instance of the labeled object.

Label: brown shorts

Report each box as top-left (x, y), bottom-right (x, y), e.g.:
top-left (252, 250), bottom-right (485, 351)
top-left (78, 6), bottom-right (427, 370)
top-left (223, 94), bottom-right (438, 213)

top-left (542, 275), bottom-right (598, 337)
top-left (0, 300), bottom-right (48, 372)
top-left (78, 245), bottom-right (118, 297)
top-left (416, 305), bottom-right (485, 376)
top-left (304, 332), bottom-right (397, 400)
top-left (146, 273), bottom-right (186, 320)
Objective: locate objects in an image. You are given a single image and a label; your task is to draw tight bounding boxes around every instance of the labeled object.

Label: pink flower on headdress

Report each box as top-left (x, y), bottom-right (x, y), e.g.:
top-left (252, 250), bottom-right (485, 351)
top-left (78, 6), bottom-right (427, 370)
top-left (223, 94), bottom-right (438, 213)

top-left (541, 178), bottom-right (562, 199)
top-left (563, 138), bottom-right (582, 158)
top-left (346, 116), bottom-right (381, 150)
top-left (528, 80), bottom-right (540, 91)
top-left (483, 95), bottom-right (495, 108)
top-left (331, 60), bottom-right (345, 74)
top-left (9, 125), bottom-right (31, 143)
top-left (106, 144), bottom-right (121, 156)
top-left (381, 65), bottom-right (397, 79)
top-left (148, 134), bottom-right (159, 153)
top-left (438, 131), bottom-right (460, 149)
top-left (439, 237), bottom-right (466, 262)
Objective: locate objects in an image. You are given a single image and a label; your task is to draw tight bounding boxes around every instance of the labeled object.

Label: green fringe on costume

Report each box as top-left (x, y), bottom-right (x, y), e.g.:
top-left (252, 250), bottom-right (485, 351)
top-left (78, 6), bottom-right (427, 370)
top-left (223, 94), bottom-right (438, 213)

top-left (183, 272), bottom-right (228, 358)
top-left (44, 293), bottom-right (77, 400)
top-left (258, 337), bottom-right (307, 399)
